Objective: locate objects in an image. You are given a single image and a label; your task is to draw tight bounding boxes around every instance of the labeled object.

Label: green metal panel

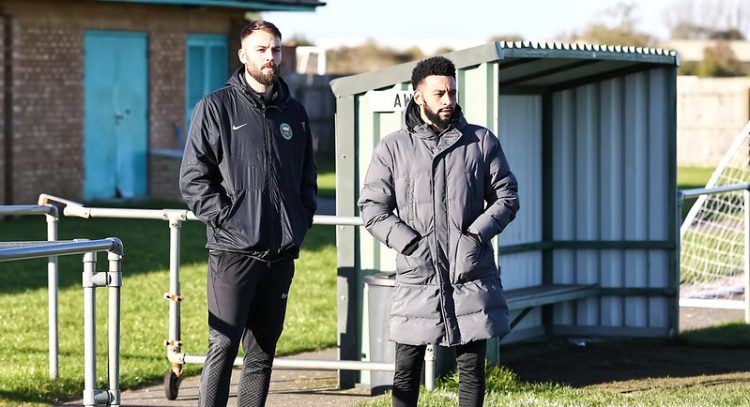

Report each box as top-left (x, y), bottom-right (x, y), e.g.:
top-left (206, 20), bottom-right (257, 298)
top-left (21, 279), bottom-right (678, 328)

top-left (356, 92), bottom-right (380, 274)
top-left (666, 65), bottom-right (679, 335)
top-left (458, 62), bottom-right (499, 133)
top-left (330, 43), bottom-right (503, 98)
top-left (334, 94), bottom-right (358, 388)
top-left (499, 239), bottom-right (675, 255)
top-left (541, 92), bottom-right (555, 335)
top-left (330, 42), bottom-right (678, 99)
top-left (357, 83), bottom-right (409, 275)
top-left (499, 41), bottom-right (676, 65)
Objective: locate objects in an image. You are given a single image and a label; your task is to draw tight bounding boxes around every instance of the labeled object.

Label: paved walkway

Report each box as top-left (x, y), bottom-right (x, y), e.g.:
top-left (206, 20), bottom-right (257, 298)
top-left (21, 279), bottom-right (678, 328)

top-left (58, 348), bottom-right (381, 407)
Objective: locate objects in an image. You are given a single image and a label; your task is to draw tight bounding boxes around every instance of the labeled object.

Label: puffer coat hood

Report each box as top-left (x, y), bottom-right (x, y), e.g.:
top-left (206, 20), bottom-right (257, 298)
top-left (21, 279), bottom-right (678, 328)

top-left (358, 99), bottom-right (519, 346)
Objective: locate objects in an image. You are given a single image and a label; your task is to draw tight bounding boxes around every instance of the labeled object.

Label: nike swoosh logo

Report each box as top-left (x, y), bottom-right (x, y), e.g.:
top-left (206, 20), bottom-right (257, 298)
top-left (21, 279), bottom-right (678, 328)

top-left (232, 123), bottom-right (247, 131)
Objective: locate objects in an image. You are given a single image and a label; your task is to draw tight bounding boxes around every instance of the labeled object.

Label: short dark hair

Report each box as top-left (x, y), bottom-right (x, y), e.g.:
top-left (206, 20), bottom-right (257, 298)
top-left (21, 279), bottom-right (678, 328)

top-left (240, 20), bottom-right (282, 41)
top-left (411, 56), bottom-right (456, 89)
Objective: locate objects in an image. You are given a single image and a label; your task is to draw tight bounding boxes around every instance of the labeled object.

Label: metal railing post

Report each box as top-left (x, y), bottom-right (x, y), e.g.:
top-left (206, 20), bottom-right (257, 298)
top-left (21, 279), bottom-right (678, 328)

top-left (108, 250), bottom-right (123, 406)
top-left (82, 250), bottom-right (98, 407)
top-left (0, 236), bottom-right (123, 403)
top-left (744, 189), bottom-right (750, 324)
top-left (424, 345), bottom-right (435, 391)
top-left (166, 216), bottom-right (183, 378)
top-left (45, 206), bottom-right (59, 380)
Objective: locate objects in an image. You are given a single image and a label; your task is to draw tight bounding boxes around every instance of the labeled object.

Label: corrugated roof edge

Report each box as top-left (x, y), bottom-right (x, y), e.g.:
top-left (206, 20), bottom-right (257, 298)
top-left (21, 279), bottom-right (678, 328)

top-left (330, 41), bottom-right (679, 97)
top-left (95, 0), bottom-right (324, 11)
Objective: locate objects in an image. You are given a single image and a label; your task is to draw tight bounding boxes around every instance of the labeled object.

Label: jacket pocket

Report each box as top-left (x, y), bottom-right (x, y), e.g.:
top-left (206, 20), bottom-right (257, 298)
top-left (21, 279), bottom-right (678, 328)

top-left (216, 191), bottom-right (238, 227)
top-left (454, 233), bottom-right (484, 279)
top-left (395, 234), bottom-right (433, 284)
top-left (216, 189), bottom-right (255, 249)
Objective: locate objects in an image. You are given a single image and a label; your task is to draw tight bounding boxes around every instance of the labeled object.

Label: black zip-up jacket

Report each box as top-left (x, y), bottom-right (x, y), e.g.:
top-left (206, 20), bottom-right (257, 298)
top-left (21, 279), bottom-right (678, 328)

top-left (179, 68), bottom-right (317, 260)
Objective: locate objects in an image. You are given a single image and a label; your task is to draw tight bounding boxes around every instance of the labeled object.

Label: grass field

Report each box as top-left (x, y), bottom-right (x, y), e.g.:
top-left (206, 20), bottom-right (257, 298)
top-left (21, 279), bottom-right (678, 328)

top-left (0, 212), bottom-right (336, 405)
top-left (678, 165), bottom-right (715, 220)
top-left (0, 161), bottom-right (339, 405)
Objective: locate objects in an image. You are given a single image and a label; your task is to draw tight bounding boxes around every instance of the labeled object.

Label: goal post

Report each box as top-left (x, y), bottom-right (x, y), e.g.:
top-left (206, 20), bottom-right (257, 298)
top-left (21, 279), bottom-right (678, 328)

top-left (679, 121), bottom-right (750, 314)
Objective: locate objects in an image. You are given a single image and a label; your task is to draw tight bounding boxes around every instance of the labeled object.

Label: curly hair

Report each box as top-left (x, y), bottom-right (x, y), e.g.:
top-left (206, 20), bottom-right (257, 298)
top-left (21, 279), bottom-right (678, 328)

top-left (411, 56), bottom-right (456, 89)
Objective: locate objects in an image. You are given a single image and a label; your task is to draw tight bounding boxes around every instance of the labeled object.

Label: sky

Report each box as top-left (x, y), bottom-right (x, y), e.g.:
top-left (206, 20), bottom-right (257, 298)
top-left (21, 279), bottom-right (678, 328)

top-left (263, 0), bottom-right (680, 53)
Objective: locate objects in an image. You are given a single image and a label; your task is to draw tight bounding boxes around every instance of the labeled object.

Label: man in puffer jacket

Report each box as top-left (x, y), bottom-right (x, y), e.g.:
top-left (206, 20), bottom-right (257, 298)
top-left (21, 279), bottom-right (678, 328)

top-left (179, 20), bottom-right (316, 407)
top-left (358, 56), bottom-right (519, 407)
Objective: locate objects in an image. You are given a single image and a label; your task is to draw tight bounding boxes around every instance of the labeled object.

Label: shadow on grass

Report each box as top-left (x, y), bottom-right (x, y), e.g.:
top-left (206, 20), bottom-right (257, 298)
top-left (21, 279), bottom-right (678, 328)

top-left (500, 324), bottom-right (750, 388)
top-left (0, 389), bottom-right (50, 406)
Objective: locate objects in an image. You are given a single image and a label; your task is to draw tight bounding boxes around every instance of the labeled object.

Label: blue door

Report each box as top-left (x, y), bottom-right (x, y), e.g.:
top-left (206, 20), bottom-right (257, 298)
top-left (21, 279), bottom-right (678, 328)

top-left (84, 31), bottom-right (148, 200)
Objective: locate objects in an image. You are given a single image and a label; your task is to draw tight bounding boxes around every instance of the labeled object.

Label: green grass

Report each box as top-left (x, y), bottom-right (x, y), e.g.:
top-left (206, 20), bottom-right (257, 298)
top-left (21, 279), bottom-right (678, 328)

top-left (357, 325), bottom-right (750, 406)
top-left (677, 322), bottom-right (750, 348)
top-left (358, 366), bottom-right (750, 406)
top-left (678, 166), bottom-right (715, 188)
top-left (678, 165), bottom-right (715, 220)
top-left (317, 157), bottom-right (336, 198)
top-left (0, 210), bottom-right (336, 405)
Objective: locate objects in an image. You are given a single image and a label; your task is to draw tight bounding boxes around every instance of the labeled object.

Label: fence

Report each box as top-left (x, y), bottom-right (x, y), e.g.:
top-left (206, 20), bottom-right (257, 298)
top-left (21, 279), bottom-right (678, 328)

top-left (0, 204), bottom-right (59, 378)
top-left (0, 238), bottom-right (124, 406)
top-left (36, 194), bottom-right (405, 399)
top-left (33, 185), bottom-right (750, 400)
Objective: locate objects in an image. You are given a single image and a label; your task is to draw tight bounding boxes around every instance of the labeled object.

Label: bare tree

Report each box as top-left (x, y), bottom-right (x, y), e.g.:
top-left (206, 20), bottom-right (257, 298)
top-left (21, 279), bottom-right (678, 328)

top-left (557, 1), bottom-right (656, 47)
top-left (664, 0), bottom-right (749, 39)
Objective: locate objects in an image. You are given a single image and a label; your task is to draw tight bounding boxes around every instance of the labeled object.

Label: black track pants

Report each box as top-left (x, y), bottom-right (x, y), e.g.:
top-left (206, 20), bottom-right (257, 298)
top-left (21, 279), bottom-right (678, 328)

top-left (198, 250), bottom-right (294, 407)
top-left (392, 340), bottom-right (487, 407)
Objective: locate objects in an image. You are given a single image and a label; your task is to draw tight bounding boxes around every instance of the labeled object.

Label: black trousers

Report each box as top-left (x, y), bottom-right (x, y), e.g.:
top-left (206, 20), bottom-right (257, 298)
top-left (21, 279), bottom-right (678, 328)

top-left (392, 340), bottom-right (487, 407)
top-left (199, 250), bottom-right (295, 407)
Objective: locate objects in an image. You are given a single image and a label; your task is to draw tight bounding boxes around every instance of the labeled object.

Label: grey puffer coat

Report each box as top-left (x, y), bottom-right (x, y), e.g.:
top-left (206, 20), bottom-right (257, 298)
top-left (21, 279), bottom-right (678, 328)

top-left (358, 101), bottom-right (519, 346)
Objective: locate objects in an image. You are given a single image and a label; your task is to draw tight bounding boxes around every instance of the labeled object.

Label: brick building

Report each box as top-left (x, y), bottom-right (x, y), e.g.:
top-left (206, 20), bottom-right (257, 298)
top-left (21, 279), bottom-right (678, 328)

top-left (0, 0), bottom-right (322, 205)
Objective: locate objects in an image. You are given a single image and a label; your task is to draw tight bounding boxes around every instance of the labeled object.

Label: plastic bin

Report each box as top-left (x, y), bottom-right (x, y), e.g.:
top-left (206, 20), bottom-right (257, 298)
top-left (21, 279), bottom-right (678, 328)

top-left (365, 272), bottom-right (456, 395)
top-left (364, 272), bottom-right (396, 394)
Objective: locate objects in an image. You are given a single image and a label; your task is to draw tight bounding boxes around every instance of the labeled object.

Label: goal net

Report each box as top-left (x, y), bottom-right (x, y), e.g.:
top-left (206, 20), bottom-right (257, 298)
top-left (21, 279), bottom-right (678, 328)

top-left (680, 121), bottom-right (750, 309)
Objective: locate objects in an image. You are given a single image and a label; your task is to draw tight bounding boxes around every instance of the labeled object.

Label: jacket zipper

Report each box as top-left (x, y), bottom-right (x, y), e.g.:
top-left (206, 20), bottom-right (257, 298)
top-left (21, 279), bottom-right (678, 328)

top-left (261, 108), bottom-right (277, 254)
top-left (432, 154), bottom-right (453, 345)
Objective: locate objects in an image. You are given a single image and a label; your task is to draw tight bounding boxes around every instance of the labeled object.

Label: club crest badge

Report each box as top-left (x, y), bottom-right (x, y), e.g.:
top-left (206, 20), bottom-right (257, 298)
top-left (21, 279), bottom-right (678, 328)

top-left (280, 123), bottom-right (293, 140)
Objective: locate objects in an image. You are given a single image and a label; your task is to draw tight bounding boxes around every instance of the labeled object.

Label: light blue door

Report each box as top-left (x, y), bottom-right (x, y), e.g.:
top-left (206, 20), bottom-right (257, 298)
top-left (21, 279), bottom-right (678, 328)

top-left (84, 31), bottom-right (148, 200)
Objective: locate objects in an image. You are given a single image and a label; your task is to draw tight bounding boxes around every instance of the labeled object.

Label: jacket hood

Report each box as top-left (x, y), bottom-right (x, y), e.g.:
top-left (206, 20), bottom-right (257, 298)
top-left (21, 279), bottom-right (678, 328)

top-left (226, 67), bottom-right (291, 109)
top-left (405, 98), bottom-right (466, 138)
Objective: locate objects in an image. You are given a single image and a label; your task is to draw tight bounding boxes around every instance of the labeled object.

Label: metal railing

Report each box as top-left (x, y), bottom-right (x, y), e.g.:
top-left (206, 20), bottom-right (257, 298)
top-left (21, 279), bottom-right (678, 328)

top-left (36, 194), bottom-right (421, 397)
top-left (678, 182), bottom-right (750, 322)
top-left (0, 204), bottom-right (59, 379)
top-left (0, 238), bottom-right (124, 406)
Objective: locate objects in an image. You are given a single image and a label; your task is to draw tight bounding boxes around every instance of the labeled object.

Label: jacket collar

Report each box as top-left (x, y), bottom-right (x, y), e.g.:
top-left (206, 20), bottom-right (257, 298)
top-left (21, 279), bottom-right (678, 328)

top-left (405, 99), bottom-right (466, 135)
top-left (405, 99), bottom-right (467, 154)
top-left (226, 67), bottom-right (291, 109)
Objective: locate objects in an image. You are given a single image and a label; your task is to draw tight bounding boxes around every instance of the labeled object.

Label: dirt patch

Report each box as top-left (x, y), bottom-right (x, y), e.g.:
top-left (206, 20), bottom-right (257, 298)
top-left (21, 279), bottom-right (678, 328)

top-left (500, 307), bottom-right (750, 390)
top-left (500, 340), bottom-right (750, 388)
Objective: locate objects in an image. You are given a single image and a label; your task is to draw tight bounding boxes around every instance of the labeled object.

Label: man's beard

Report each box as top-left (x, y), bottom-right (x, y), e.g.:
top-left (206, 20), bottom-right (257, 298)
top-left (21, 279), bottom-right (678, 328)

top-left (247, 62), bottom-right (279, 86)
top-left (423, 104), bottom-right (453, 131)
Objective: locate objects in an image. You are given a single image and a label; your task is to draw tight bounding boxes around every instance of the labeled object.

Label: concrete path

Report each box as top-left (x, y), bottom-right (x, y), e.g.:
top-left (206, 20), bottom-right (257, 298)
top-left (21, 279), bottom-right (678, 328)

top-left (58, 348), bottom-right (381, 407)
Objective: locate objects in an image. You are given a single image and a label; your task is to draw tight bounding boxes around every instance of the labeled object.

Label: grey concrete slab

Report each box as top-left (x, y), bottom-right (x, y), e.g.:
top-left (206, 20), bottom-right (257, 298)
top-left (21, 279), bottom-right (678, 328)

top-left (58, 348), bottom-right (381, 407)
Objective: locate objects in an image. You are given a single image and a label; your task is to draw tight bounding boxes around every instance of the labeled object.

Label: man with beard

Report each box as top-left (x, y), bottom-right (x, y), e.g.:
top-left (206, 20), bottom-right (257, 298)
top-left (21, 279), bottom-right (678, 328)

top-left (179, 20), bottom-right (317, 407)
top-left (358, 56), bottom-right (519, 407)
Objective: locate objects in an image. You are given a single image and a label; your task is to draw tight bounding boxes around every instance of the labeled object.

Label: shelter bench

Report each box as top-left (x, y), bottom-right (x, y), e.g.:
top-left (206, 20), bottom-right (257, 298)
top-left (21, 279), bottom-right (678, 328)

top-left (505, 284), bottom-right (600, 328)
